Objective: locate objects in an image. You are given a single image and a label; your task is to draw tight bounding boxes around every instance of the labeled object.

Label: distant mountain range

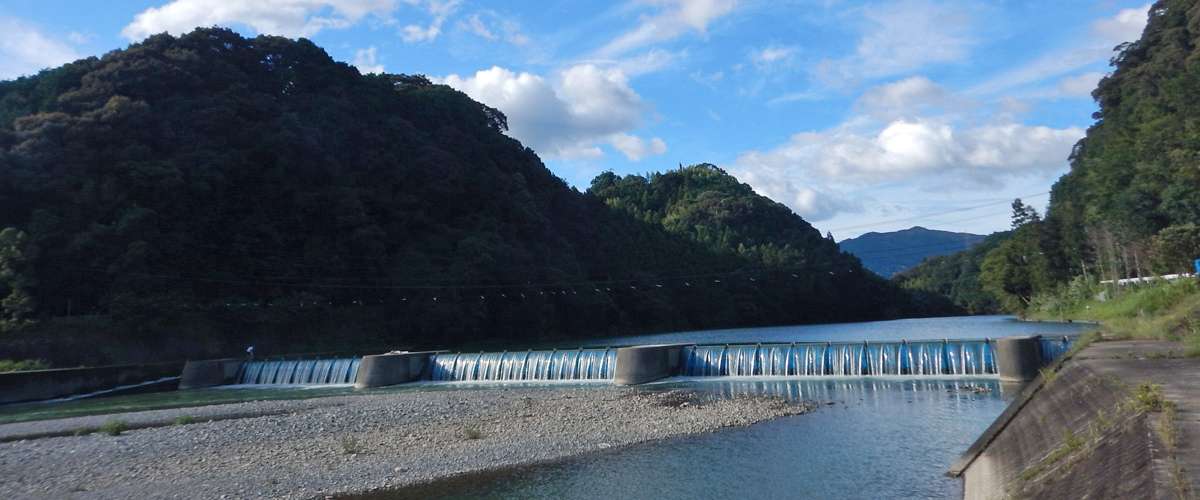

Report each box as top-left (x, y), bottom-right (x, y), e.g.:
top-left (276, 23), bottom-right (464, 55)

top-left (838, 227), bottom-right (988, 277)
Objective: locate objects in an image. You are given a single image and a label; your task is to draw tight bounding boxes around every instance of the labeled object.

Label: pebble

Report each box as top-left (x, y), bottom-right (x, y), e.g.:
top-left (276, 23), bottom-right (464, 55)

top-left (0, 386), bottom-right (813, 499)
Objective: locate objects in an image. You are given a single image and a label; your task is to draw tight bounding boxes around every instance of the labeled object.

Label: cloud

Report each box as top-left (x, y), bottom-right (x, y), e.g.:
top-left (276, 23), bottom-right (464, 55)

top-left (1057, 71), bottom-right (1104, 98)
top-left (400, 0), bottom-right (460, 42)
top-left (730, 77), bottom-right (1084, 221)
top-left (818, 0), bottom-right (973, 87)
top-left (853, 76), bottom-right (965, 121)
top-left (596, 0), bottom-right (737, 57)
top-left (439, 65), bottom-right (665, 162)
top-left (751, 44), bottom-right (797, 70)
top-left (459, 10), bottom-right (530, 46)
top-left (353, 46), bottom-right (384, 74)
top-left (1092, 3), bottom-right (1152, 45)
top-left (731, 167), bottom-right (862, 222)
top-left (968, 5), bottom-right (1150, 98)
top-left (121, 0), bottom-right (407, 40)
top-left (0, 16), bottom-right (82, 80)
top-left (610, 133), bottom-right (667, 160)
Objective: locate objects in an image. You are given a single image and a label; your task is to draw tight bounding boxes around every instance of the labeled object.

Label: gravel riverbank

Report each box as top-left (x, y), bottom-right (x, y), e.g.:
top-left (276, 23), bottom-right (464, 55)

top-left (0, 385), bottom-right (815, 499)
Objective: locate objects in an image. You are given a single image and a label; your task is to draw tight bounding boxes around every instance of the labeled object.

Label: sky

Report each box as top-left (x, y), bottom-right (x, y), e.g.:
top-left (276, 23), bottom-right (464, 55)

top-left (0, 0), bottom-right (1154, 240)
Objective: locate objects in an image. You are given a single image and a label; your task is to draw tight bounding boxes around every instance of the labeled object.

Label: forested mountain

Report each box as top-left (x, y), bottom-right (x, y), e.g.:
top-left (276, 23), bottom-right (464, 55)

top-left (587, 165), bottom-right (916, 322)
top-left (0, 28), bottom-right (919, 362)
top-left (903, 0), bottom-right (1200, 314)
top-left (838, 227), bottom-right (987, 277)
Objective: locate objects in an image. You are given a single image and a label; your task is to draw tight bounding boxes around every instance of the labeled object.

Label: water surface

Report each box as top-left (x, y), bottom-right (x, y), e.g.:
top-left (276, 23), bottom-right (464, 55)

top-left (356, 377), bottom-right (1008, 500)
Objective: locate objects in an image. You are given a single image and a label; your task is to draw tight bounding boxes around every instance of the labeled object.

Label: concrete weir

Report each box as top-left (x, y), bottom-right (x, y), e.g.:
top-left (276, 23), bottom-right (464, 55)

top-left (613, 343), bottom-right (689, 385)
top-left (354, 351), bottom-right (438, 389)
top-left (178, 358), bottom-right (245, 390)
top-left (995, 334), bottom-right (1043, 382)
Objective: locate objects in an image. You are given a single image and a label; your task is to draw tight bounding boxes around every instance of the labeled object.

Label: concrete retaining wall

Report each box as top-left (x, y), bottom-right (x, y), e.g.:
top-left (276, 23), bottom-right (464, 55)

top-left (354, 352), bottom-right (436, 389)
top-left (178, 358), bottom-right (245, 390)
top-left (0, 362), bottom-right (184, 404)
top-left (950, 357), bottom-right (1157, 500)
top-left (613, 344), bottom-right (688, 385)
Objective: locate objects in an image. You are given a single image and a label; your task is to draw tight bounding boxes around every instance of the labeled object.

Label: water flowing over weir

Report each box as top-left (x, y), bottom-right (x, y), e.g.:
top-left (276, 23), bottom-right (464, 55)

top-left (679, 337), bottom-right (1072, 377)
top-left (220, 335), bottom-right (1073, 386)
top-left (429, 348), bottom-right (618, 382)
top-left (235, 358), bottom-right (362, 385)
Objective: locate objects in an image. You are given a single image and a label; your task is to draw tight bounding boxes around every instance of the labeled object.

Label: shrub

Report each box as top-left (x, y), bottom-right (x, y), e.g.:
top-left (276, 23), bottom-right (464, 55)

top-left (462, 426), bottom-right (482, 440)
top-left (99, 419), bottom-right (127, 436)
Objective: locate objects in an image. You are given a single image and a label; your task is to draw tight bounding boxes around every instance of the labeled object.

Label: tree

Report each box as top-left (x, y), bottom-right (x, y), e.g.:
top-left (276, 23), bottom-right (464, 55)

top-left (0, 228), bottom-right (38, 320)
top-left (1149, 224), bottom-right (1200, 274)
top-left (1011, 199), bottom-right (1041, 229)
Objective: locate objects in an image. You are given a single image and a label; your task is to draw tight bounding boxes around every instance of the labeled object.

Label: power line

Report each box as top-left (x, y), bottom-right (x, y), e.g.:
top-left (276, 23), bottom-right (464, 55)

top-left (828, 192), bottom-right (1048, 233)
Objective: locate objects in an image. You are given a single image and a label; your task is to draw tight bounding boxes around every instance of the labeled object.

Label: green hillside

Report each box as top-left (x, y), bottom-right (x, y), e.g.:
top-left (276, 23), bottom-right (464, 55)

top-left (0, 28), bottom-right (918, 365)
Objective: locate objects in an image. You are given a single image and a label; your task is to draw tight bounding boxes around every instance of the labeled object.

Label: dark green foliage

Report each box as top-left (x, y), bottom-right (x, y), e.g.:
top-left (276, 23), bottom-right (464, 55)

top-left (966, 1), bottom-right (1200, 312)
top-left (1047, 0), bottom-right (1200, 268)
top-left (586, 165), bottom-right (918, 323)
top-left (0, 29), bottom-right (918, 363)
top-left (893, 232), bottom-right (1011, 315)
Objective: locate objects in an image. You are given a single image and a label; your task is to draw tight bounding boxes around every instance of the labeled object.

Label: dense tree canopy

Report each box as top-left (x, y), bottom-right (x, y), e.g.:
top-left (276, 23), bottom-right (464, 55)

top-left (0, 29), bottom-right (920, 361)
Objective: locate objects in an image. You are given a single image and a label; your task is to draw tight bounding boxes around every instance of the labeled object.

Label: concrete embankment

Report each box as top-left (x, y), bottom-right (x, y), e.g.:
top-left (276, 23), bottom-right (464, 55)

top-left (951, 340), bottom-right (1200, 499)
top-left (0, 363), bottom-right (183, 404)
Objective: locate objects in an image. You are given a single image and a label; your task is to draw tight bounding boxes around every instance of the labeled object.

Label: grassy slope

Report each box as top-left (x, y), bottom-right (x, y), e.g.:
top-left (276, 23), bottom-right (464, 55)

top-left (1027, 278), bottom-right (1200, 353)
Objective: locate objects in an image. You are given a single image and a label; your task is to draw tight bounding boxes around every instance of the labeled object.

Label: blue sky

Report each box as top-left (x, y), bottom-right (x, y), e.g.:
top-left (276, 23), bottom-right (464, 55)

top-left (1, 0), bottom-right (1152, 239)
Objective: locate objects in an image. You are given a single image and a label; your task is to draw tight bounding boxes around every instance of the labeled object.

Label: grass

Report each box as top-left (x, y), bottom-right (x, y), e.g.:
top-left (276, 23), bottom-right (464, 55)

top-left (98, 419), bottom-right (127, 436)
top-left (462, 426), bottom-right (482, 440)
top-left (172, 414), bottom-right (196, 426)
top-left (1028, 279), bottom-right (1200, 352)
top-left (1019, 427), bottom-right (1088, 481)
top-left (340, 436), bottom-right (365, 455)
top-left (0, 358), bottom-right (51, 372)
top-left (0, 385), bottom-right (355, 425)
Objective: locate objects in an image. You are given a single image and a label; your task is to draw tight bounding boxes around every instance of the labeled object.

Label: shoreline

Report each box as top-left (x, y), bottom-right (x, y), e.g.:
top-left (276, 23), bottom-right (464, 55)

top-left (0, 385), bottom-right (814, 499)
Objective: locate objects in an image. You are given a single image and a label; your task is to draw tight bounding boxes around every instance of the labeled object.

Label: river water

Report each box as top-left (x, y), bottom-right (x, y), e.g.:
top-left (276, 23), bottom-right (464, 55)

top-left (352, 316), bottom-right (1089, 500)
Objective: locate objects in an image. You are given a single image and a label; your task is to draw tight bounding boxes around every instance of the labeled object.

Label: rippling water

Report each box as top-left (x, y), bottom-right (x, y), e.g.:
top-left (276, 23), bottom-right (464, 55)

top-left (356, 377), bottom-right (1010, 500)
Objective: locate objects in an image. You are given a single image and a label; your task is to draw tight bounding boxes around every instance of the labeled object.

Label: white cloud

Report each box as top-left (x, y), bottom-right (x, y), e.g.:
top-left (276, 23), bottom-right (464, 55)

top-left (0, 16), bottom-right (81, 80)
top-left (353, 46), bottom-right (384, 74)
top-left (597, 0), bottom-right (737, 57)
top-left (730, 77), bottom-right (1084, 221)
top-left (819, 0), bottom-right (973, 87)
top-left (969, 5), bottom-right (1150, 98)
top-left (1057, 71), bottom-right (1104, 98)
top-left (400, 0), bottom-right (460, 42)
top-left (67, 32), bottom-right (95, 44)
top-left (853, 76), bottom-right (961, 121)
top-left (1092, 3), bottom-right (1152, 45)
top-left (610, 133), bottom-right (667, 160)
top-left (439, 65), bottom-right (666, 162)
top-left (121, 0), bottom-right (406, 40)
top-left (732, 167), bottom-right (861, 222)
top-left (459, 10), bottom-right (530, 46)
top-left (752, 44), bottom-right (797, 70)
